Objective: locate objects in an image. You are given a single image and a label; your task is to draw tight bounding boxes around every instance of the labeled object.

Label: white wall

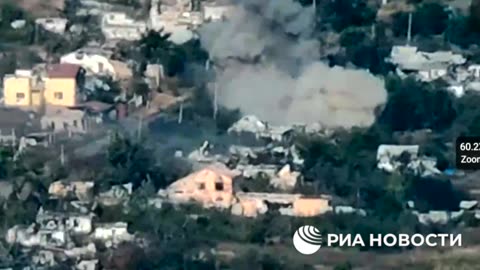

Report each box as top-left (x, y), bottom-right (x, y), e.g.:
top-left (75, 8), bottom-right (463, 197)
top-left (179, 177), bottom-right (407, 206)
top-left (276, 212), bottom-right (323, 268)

top-left (61, 52), bottom-right (115, 77)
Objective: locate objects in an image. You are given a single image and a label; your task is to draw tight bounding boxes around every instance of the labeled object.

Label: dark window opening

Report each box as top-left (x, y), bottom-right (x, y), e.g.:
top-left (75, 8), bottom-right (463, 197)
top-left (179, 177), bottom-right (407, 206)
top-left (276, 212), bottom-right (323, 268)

top-left (215, 182), bottom-right (224, 191)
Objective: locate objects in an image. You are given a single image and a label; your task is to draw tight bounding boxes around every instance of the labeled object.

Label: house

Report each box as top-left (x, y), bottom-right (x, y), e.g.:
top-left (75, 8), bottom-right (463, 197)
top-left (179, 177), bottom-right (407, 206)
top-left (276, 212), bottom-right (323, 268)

top-left (4, 64), bottom-right (85, 109)
top-left (32, 250), bottom-right (56, 267)
top-left (36, 209), bottom-right (94, 235)
top-left (228, 115), bottom-right (268, 139)
top-left (41, 106), bottom-right (89, 134)
top-left (76, 259), bottom-right (99, 270)
top-left (468, 64), bottom-right (480, 79)
top-left (228, 115), bottom-right (294, 143)
top-left (233, 192), bottom-right (332, 217)
top-left (11, 19), bottom-right (26, 29)
top-left (60, 49), bottom-right (132, 80)
top-left (413, 210), bottom-right (464, 225)
top-left (202, 2), bottom-right (234, 21)
top-left (376, 144), bottom-right (419, 172)
top-left (48, 180), bottom-right (95, 201)
top-left (92, 222), bottom-right (134, 248)
top-left (447, 85), bottom-right (465, 97)
top-left (96, 183), bottom-right (133, 206)
top-left (35, 18), bottom-right (68, 34)
top-left (6, 225), bottom-right (67, 248)
top-left (459, 200), bottom-right (478, 210)
top-left (3, 69), bottom-right (45, 108)
top-left (101, 12), bottom-right (147, 41)
top-left (148, 0), bottom-right (200, 44)
top-left (388, 45), bottom-right (466, 81)
top-left (235, 164), bottom-right (278, 179)
top-left (377, 144), bottom-right (441, 176)
top-left (45, 64), bottom-right (86, 107)
top-left (270, 164), bottom-right (300, 191)
top-left (164, 163), bottom-right (239, 208)
top-left (416, 63), bottom-right (449, 82)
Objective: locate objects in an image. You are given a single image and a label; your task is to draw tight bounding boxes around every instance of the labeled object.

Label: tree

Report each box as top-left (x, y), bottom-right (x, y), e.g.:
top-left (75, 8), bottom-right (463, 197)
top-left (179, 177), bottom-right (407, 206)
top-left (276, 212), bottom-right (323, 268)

top-left (392, 3), bottom-right (449, 38)
top-left (470, 0), bottom-right (480, 33)
top-left (334, 262), bottom-right (353, 270)
top-left (137, 31), bottom-right (209, 77)
top-left (318, 0), bottom-right (376, 32)
top-left (378, 77), bottom-right (456, 132)
top-left (106, 133), bottom-right (165, 189)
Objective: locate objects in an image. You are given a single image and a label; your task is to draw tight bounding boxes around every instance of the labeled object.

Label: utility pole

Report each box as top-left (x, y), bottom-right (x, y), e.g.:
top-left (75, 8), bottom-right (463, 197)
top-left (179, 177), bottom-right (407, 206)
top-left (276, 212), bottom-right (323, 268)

top-left (178, 102), bottom-right (183, 124)
top-left (137, 115), bottom-right (143, 141)
top-left (407, 12), bottom-right (412, 46)
top-left (205, 59), bottom-right (210, 70)
top-left (60, 144), bottom-right (65, 166)
top-left (213, 83), bottom-right (218, 120)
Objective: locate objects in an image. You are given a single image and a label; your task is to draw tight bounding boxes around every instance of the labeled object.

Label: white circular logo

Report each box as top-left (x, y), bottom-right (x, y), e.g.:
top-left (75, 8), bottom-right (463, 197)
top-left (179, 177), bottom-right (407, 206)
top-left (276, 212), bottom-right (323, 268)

top-left (293, 225), bottom-right (322, 255)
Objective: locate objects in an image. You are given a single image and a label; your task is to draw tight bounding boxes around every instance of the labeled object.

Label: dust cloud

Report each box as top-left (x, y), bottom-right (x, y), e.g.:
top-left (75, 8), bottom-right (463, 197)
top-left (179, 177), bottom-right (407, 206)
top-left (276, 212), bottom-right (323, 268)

top-left (198, 0), bottom-right (387, 128)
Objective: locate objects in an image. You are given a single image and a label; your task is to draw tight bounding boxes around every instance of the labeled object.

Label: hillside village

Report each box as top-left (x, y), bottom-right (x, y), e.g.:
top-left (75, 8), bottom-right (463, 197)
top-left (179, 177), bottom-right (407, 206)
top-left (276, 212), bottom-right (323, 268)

top-left (3, 0), bottom-right (480, 269)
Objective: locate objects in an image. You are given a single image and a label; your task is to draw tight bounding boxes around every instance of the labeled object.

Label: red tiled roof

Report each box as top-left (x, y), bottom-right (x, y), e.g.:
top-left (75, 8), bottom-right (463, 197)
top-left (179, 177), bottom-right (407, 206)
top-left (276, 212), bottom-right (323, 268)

top-left (47, 64), bottom-right (82, 78)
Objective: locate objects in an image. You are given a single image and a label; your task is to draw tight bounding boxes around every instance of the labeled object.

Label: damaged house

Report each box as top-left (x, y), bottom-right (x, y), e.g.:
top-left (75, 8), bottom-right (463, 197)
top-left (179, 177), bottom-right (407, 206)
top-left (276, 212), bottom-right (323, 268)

top-left (233, 192), bottom-right (332, 218)
top-left (160, 164), bottom-right (330, 217)
top-left (48, 180), bottom-right (95, 202)
top-left (376, 144), bottom-right (441, 177)
top-left (387, 45), bottom-right (466, 82)
top-left (228, 115), bottom-right (294, 144)
top-left (162, 163), bottom-right (238, 208)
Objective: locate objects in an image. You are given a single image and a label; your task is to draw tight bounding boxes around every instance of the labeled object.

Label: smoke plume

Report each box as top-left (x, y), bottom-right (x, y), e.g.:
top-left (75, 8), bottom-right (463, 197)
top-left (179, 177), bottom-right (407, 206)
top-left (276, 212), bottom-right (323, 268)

top-left (198, 0), bottom-right (387, 128)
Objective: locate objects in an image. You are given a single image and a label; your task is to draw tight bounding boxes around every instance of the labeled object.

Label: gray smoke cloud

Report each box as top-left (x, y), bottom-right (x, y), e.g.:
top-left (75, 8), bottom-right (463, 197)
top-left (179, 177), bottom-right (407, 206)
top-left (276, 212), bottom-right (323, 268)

top-left (198, 0), bottom-right (387, 128)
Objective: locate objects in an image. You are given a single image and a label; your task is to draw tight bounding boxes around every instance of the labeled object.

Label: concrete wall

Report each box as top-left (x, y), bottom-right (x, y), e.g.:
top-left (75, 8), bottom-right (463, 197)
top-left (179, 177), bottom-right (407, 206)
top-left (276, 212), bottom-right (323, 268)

top-left (293, 198), bottom-right (331, 217)
top-left (44, 78), bottom-right (78, 107)
top-left (168, 167), bottom-right (235, 208)
top-left (4, 76), bottom-right (32, 106)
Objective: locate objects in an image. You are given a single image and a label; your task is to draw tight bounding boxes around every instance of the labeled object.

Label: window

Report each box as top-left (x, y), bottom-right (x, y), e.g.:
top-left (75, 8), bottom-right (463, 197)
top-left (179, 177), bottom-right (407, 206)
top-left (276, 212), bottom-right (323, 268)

top-left (16, 93), bottom-right (25, 103)
top-left (98, 62), bottom-right (104, 73)
top-left (215, 182), bottom-right (224, 191)
top-left (73, 120), bottom-right (78, 127)
top-left (198, 183), bottom-right (205, 190)
top-left (54, 92), bottom-right (63, 100)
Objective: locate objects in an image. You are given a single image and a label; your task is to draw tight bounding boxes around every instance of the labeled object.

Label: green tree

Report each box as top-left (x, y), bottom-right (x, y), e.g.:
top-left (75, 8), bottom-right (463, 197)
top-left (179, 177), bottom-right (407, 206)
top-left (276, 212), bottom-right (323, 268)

top-left (106, 133), bottom-right (165, 188)
top-left (392, 3), bottom-right (449, 38)
top-left (378, 77), bottom-right (456, 132)
top-left (318, 0), bottom-right (375, 32)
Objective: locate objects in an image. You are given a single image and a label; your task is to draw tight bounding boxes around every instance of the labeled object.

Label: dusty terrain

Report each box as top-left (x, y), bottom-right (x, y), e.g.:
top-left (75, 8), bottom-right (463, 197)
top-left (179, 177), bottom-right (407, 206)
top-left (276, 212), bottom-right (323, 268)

top-left (17, 0), bottom-right (64, 17)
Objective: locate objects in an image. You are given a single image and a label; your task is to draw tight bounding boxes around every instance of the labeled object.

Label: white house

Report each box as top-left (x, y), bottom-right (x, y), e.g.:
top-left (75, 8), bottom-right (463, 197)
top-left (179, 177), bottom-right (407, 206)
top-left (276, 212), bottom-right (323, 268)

top-left (468, 64), bottom-right (480, 79)
top-left (101, 12), bottom-right (147, 41)
top-left (447, 85), bottom-right (465, 98)
top-left (60, 49), bottom-right (132, 80)
top-left (35, 18), bottom-right (68, 34)
top-left (92, 222), bottom-right (134, 247)
top-left (388, 45), bottom-right (466, 82)
top-left (416, 63), bottom-right (449, 82)
top-left (376, 144), bottom-right (419, 172)
top-left (202, 3), bottom-right (234, 21)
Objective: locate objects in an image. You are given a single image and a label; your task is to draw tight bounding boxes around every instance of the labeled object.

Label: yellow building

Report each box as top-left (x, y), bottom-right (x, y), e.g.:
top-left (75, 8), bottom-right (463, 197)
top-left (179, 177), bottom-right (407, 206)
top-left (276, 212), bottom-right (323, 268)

top-left (44, 64), bottom-right (85, 107)
top-left (3, 70), bottom-right (34, 107)
top-left (3, 64), bottom-right (84, 108)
